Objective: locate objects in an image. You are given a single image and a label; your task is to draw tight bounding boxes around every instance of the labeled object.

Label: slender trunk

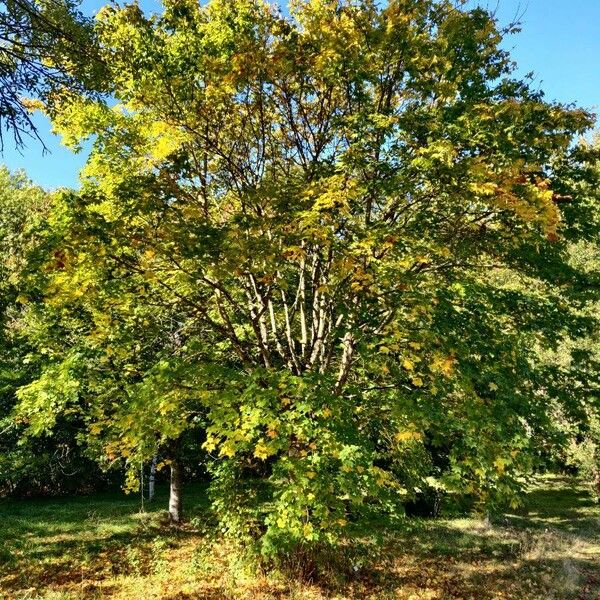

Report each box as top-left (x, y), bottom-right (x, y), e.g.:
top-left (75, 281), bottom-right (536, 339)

top-left (148, 455), bottom-right (157, 502)
top-left (169, 456), bottom-right (182, 523)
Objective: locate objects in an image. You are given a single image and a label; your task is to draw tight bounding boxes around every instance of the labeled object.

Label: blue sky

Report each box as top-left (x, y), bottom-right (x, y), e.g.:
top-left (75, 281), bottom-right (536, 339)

top-left (2, 0), bottom-right (599, 190)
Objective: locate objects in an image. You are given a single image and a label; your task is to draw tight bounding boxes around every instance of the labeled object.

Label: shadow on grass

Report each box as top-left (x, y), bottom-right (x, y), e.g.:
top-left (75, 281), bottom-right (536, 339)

top-left (504, 476), bottom-right (600, 542)
top-left (0, 483), bottom-right (210, 594)
top-left (1, 476), bottom-right (598, 599)
top-left (282, 477), bottom-right (600, 599)
top-left (356, 553), bottom-right (599, 600)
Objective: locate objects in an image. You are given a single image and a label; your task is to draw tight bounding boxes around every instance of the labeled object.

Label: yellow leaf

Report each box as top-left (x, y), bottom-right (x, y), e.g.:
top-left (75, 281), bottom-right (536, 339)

top-left (203, 436), bottom-right (217, 452)
top-left (402, 359), bottom-right (414, 371)
top-left (89, 423), bottom-right (103, 435)
top-left (220, 441), bottom-right (236, 458)
top-left (253, 441), bottom-right (271, 460)
top-left (430, 353), bottom-right (455, 376)
top-left (395, 431), bottom-right (423, 442)
top-left (303, 522), bottom-right (314, 538)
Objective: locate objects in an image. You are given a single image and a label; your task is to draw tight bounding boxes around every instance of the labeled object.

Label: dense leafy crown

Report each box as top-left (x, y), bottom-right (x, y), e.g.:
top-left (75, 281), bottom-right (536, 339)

top-left (14, 0), bottom-right (599, 554)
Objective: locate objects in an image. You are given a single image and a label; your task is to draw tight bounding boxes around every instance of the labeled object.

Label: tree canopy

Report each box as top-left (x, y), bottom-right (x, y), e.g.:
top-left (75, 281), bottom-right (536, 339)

top-left (0, 0), bottom-right (101, 146)
top-left (2, 0), bottom-right (599, 560)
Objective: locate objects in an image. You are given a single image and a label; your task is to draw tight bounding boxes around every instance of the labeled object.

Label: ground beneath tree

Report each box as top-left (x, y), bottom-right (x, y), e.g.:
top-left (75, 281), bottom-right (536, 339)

top-left (0, 476), bottom-right (598, 599)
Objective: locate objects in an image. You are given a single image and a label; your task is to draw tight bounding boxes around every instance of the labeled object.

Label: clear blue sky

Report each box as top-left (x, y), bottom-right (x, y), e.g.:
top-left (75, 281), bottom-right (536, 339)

top-left (2, 0), bottom-right (599, 190)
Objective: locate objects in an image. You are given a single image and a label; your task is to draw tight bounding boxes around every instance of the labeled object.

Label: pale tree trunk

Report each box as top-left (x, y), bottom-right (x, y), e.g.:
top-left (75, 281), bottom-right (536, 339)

top-left (168, 455), bottom-right (182, 523)
top-left (148, 455), bottom-right (157, 502)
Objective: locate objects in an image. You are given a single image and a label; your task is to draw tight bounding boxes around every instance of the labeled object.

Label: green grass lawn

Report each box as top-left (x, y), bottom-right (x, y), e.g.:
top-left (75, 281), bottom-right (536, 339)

top-left (0, 476), bottom-right (598, 599)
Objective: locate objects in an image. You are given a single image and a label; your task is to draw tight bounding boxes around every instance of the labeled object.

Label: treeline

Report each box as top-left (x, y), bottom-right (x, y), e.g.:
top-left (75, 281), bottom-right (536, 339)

top-left (0, 0), bottom-right (599, 562)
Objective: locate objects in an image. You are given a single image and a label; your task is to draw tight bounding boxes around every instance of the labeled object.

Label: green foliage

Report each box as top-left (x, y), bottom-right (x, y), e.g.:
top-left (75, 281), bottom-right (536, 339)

top-left (565, 414), bottom-right (600, 500)
top-left (9, 0), bottom-right (600, 560)
top-left (0, 0), bottom-right (103, 146)
top-left (0, 167), bottom-right (112, 496)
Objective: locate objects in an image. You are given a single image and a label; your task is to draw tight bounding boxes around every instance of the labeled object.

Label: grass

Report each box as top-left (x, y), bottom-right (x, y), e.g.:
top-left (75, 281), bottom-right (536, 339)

top-left (0, 476), bottom-right (598, 599)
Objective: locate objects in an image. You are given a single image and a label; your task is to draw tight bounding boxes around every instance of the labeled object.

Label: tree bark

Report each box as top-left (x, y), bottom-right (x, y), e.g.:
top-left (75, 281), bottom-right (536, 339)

top-left (148, 454), bottom-right (157, 502)
top-left (168, 455), bottom-right (182, 523)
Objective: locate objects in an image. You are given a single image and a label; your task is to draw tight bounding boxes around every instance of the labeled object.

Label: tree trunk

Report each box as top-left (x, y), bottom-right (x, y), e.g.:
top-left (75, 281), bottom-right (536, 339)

top-left (148, 455), bottom-right (157, 501)
top-left (168, 456), bottom-right (182, 523)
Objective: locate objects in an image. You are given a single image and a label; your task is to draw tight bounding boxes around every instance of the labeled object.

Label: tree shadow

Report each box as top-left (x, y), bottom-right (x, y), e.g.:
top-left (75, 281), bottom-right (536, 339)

top-left (292, 477), bottom-right (600, 599)
top-left (1, 477), bottom-right (598, 599)
top-left (0, 483), bottom-right (209, 596)
top-left (503, 476), bottom-right (600, 541)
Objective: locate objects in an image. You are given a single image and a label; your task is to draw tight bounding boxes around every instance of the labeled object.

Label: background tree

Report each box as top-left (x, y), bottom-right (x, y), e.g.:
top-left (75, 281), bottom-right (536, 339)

top-left (0, 0), bottom-right (103, 147)
top-left (0, 167), bottom-right (116, 496)
top-left (12, 183), bottom-right (209, 516)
